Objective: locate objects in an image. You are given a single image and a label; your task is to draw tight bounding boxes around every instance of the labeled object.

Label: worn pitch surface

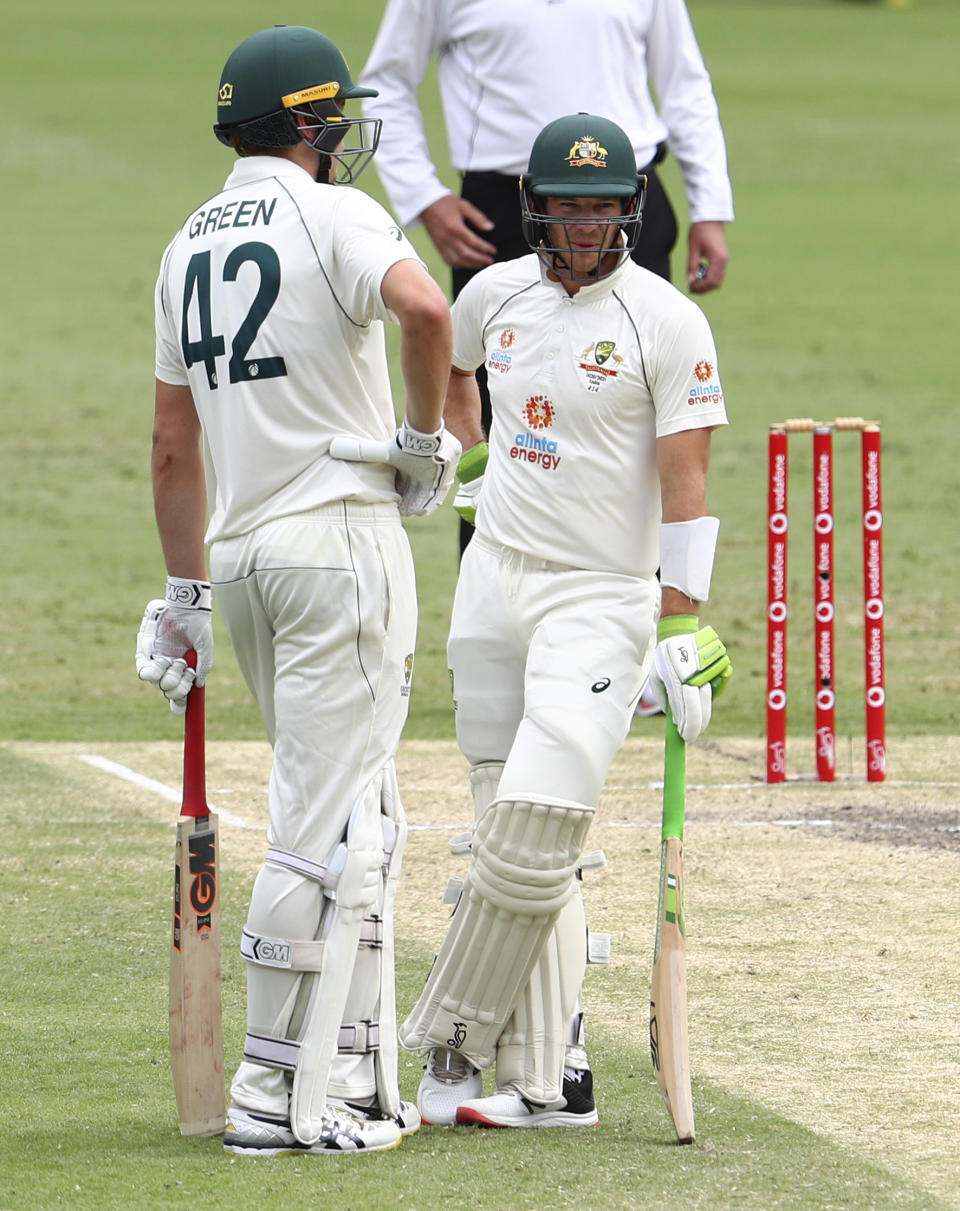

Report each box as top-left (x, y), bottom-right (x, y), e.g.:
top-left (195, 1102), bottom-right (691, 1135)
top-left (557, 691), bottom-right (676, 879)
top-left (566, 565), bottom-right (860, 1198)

top-left (17, 736), bottom-right (960, 1204)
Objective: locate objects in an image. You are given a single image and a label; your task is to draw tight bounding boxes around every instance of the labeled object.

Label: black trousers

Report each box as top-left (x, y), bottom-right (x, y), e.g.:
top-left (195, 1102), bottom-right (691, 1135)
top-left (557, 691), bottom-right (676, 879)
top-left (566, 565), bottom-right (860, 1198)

top-left (453, 150), bottom-right (678, 555)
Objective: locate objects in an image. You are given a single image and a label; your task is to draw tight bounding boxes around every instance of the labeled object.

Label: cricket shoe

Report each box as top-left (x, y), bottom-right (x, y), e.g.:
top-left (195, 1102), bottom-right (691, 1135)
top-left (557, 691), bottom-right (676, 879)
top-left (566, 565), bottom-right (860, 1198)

top-left (331, 1096), bottom-right (422, 1136)
top-left (456, 1069), bottom-right (599, 1128)
top-left (222, 1105), bottom-right (401, 1155)
top-left (416, 1047), bottom-right (483, 1125)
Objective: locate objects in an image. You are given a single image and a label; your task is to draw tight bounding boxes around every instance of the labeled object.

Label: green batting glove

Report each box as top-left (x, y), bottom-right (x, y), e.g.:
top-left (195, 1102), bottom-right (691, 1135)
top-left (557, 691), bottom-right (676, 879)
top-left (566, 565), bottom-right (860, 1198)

top-left (452, 441), bottom-right (488, 525)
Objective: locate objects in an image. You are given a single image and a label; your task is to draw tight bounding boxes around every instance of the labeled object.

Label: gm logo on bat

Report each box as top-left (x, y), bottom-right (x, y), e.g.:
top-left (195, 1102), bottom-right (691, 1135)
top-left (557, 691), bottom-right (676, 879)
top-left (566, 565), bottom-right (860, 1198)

top-left (188, 831), bottom-right (217, 928)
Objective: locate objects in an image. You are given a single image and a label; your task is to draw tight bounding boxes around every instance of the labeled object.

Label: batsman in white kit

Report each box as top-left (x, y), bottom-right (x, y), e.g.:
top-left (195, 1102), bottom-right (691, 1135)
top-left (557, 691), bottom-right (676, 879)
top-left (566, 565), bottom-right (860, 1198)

top-left (136, 25), bottom-right (459, 1155)
top-left (400, 113), bottom-right (732, 1127)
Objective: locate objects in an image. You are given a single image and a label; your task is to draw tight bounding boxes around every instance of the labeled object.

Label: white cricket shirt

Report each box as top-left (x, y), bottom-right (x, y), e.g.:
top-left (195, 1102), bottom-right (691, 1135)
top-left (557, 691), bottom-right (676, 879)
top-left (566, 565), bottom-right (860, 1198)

top-left (360, 0), bottom-right (734, 226)
top-left (155, 157), bottom-right (423, 543)
top-left (453, 253), bottom-right (728, 576)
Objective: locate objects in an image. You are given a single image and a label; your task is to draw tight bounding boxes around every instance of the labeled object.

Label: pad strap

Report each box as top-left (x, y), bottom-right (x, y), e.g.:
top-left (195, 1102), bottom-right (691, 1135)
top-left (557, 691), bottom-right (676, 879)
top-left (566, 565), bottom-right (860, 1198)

top-left (244, 1021), bottom-right (382, 1070)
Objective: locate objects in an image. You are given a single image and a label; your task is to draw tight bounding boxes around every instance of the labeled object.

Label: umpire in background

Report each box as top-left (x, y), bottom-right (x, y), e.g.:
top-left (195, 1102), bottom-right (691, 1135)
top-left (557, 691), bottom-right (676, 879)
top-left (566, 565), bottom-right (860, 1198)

top-left (360, 0), bottom-right (735, 553)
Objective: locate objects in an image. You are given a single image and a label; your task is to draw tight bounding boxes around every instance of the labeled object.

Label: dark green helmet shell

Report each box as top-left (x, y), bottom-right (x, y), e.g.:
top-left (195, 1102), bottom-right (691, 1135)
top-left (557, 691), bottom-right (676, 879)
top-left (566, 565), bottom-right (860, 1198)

top-left (524, 113), bottom-right (640, 198)
top-left (214, 25), bottom-right (376, 141)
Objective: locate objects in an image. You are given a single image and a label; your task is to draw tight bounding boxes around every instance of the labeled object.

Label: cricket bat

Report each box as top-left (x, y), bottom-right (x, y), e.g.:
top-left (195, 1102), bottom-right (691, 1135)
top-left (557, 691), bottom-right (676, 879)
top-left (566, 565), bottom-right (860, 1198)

top-left (649, 714), bottom-right (695, 1143)
top-left (169, 652), bottom-right (225, 1136)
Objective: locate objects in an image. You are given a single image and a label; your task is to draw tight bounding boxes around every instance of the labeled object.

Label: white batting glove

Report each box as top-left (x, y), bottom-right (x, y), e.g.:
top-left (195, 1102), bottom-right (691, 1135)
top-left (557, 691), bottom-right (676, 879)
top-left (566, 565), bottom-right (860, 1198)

top-left (452, 441), bottom-right (487, 525)
top-left (136, 577), bottom-right (214, 714)
top-left (647, 614), bottom-right (732, 743)
top-left (329, 421), bottom-right (462, 516)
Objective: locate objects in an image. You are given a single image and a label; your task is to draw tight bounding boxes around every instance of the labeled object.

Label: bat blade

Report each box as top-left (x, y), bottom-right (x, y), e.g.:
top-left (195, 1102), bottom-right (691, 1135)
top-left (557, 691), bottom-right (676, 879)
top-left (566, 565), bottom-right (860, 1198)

top-left (168, 663), bottom-right (225, 1137)
top-left (649, 716), bottom-right (695, 1143)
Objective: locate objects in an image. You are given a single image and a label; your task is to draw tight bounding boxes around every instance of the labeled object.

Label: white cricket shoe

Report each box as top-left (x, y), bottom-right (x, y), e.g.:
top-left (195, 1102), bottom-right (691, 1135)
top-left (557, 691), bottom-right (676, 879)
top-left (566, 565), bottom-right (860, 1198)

top-left (456, 1069), bottom-right (599, 1128)
top-left (416, 1047), bottom-right (483, 1126)
top-left (223, 1105), bottom-right (401, 1155)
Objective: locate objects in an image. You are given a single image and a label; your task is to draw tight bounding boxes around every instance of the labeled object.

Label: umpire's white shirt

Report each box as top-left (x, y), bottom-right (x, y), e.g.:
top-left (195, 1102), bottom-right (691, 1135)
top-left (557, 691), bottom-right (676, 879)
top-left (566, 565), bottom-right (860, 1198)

top-left (361, 0), bottom-right (734, 226)
top-left (155, 157), bottom-right (423, 543)
top-left (453, 252), bottom-right (728, 577)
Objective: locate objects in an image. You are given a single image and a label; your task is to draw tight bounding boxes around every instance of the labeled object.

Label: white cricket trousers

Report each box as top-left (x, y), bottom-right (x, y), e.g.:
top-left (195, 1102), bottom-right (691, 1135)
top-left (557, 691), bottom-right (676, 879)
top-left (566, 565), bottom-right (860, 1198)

top-left (448, 533), bottom-right (659, 805)
top-left (209, 503), bottom-right (417, 1112)
top-left (210, 502), bottom-right (417, 860)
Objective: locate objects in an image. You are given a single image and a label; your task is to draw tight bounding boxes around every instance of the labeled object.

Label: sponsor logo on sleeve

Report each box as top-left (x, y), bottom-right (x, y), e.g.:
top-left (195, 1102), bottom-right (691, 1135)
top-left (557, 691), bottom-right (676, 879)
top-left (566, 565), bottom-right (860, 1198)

top-left (487, 328), bottom-right (516, 375)
top-left (687, 359), bottom-right (724, 406)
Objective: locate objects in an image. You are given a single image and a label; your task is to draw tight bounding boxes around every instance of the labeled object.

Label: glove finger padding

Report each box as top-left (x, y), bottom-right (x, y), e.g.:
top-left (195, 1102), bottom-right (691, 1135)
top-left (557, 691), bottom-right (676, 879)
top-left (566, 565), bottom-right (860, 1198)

top-left (452, 476), bottom-right (483, 524)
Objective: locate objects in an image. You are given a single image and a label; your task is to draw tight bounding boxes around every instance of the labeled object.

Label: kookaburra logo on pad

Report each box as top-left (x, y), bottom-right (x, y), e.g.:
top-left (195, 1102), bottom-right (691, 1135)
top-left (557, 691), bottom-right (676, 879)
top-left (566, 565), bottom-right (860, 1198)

top-left (566, 137), bottom-right (608, 168)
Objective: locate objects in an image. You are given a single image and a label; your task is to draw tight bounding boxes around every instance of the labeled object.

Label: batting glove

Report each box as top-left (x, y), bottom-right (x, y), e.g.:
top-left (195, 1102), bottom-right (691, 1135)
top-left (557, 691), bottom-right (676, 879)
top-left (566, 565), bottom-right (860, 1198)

top-left (329, 421), bottom-right (462, 517)
top-left (452, 441), bottom-right (488, 525)
top-left (647, 614), bottom-right (732, 743)
top-left (136, 577), bottom-right (214, 714)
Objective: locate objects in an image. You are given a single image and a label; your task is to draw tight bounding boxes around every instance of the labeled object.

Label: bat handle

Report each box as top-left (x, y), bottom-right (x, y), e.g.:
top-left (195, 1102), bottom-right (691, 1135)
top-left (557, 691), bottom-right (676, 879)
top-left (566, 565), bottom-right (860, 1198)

top-left (181, 650), bottom-right (208, 818)
top-left (662, 715), bottom-right (686, 842)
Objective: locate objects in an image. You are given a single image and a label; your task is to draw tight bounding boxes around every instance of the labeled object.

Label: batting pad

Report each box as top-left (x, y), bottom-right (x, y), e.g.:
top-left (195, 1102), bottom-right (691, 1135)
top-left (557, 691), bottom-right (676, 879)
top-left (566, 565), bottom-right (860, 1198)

top-left (494, 887), bottom-right (588, 1102)
top-left (400, 795), bottom-right (594, 1068)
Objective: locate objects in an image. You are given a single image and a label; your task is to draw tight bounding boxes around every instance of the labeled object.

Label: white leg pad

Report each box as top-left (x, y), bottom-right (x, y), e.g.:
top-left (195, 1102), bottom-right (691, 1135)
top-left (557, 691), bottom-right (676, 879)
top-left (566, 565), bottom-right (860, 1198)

top-left (288, 781), bottom-right (384, 1145)
top-left (373, 761), bottom-right (406, 1118)
top-left (494, 885), bottom-right (588, 1102)
top-left (400, 794), bottom-right (594, 1069)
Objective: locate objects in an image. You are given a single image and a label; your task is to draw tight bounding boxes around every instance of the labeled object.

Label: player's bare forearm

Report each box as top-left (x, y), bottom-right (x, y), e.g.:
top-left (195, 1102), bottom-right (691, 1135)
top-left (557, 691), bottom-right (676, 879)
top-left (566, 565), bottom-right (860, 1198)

top-left (657, 427), bottom-right (716, 619)
top-left (382, 260), bottom-right (453, 433)
top-left (657, 428), bottom-right (714, 524)
top-left (444, 366), bottom-right (486, 450)
top-left (152, 380), bottom-right (207, 580)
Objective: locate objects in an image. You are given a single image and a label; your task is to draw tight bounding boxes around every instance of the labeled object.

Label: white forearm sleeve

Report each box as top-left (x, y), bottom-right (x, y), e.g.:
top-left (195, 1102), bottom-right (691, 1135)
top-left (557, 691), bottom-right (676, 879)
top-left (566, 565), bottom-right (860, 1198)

top-left (659, 516), bottom-right (721, 603)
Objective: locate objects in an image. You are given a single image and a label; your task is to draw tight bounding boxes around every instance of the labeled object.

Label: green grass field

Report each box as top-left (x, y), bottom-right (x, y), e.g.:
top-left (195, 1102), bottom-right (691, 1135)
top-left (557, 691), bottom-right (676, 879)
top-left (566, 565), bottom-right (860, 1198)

top-left (3, 1), bottom-right (959, 1207)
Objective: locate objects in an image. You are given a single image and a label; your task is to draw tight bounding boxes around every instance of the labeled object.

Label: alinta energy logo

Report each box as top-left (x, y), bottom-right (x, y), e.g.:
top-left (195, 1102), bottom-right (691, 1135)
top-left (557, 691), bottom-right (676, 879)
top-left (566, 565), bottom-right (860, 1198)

top-left (218, 83), bottom-right (233, 109)
top-left (488, 328), bottom-right (516, 376)
top-left (688, 358), bottom-right (723, 407)
top-left (512, 396), bottom-right (561, 471)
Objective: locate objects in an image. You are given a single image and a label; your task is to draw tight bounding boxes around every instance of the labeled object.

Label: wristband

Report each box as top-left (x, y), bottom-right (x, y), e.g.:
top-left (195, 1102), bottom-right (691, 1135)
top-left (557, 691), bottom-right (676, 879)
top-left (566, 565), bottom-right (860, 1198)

top-left (457, 441), bottom-right (489, 483)
top-left (166, 575), bottom-right (212, 611)
top-left (659, 516), bottom-right (720, 603)
top-left (657, 613), bottom-right (699, 642)
top-left (398, 420), bottom-right (444, 456)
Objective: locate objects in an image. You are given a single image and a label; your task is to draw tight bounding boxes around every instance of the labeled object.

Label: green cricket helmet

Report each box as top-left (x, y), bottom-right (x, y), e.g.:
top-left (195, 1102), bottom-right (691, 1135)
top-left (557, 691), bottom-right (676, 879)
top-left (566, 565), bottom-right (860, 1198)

top-left (213, 25), bottom-right (381, 183)
top-left (520, 113), bottom-right (647, 280)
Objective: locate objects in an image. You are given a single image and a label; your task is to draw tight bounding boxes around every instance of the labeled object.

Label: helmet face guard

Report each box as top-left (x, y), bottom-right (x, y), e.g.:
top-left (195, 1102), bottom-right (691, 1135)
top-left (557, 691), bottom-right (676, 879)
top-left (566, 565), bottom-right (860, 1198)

top-left (520, 180), bottom-right (646, 281)
top-left (282, 87), bottom-right (382, 184)
top-left (212, 25), bottom-right (380, 183)
top-left (519, 113), bottom-right (647, 281)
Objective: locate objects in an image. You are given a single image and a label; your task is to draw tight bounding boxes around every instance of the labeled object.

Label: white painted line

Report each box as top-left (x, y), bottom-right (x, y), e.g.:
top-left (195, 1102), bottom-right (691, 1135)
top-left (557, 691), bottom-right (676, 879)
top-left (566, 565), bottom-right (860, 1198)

top-left (76, 754), bottom-right (263, 832)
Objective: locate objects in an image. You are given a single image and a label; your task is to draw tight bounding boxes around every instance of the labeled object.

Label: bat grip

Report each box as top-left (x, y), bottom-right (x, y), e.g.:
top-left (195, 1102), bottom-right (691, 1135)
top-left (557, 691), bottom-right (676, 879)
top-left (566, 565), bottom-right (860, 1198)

top-left (662, 715), bottom-right (686, 842)
top-left (181, 649), bottom-right (209, 818)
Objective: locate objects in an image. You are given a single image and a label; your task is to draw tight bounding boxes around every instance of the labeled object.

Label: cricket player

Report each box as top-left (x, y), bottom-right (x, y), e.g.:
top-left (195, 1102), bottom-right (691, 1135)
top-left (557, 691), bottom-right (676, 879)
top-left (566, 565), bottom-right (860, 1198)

top-left (136, 25), bottom-right (459, 1155)
top-left (400, 113), bottom-right (731, 1127)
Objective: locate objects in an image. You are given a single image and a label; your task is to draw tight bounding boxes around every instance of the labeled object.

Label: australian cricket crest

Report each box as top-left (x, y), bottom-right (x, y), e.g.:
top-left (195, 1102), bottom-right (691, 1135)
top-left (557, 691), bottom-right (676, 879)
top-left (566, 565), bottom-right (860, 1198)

top-left (566, 136), bottom-right (608, 169)
top-left (577, 339), bottom-right (623, 391)
top-left (401, 652), bottom-right (414, 697)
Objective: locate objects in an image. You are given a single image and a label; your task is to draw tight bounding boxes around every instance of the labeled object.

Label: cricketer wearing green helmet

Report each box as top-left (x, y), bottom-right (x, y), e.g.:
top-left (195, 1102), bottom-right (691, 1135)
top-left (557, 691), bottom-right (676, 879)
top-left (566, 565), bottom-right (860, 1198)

top-left (213, 25), bottom-right (381, 184)
top-left (520, 113), bottom-right (648, 283)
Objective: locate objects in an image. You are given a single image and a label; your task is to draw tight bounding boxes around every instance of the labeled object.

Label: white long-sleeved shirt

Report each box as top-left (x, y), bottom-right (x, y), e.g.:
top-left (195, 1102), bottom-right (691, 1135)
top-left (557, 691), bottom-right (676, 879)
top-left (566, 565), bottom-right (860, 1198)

top-left (360, 0), bottom-right (734, 228)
